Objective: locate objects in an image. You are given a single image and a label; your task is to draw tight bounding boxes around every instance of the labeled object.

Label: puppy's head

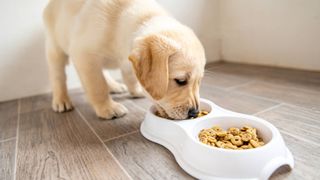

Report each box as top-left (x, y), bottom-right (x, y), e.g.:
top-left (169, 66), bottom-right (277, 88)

top-left (129, 32), bottom-right (206, 120)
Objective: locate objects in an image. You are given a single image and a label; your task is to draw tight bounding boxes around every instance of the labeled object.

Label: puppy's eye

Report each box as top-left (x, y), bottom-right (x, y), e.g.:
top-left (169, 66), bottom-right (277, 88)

top-left (175, 78), bottom-right (187, 86)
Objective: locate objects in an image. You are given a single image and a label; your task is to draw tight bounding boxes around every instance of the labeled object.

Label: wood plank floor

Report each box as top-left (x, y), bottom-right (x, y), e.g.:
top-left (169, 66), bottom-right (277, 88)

top-left (0, 62), bottom-right (319, 180)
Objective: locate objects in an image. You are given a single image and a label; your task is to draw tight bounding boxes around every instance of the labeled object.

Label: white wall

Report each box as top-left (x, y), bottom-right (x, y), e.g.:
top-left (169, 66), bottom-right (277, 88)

top-left (0, 0), bottom-right (82, 102)
top-left (0, 0), bottom-right (220, 102)
top-left (220, 0), bottom-right (320, 71)
top-left (158, 0), bottom-right (221, 62)
top-left (2, 0), bottom-right (320, 102)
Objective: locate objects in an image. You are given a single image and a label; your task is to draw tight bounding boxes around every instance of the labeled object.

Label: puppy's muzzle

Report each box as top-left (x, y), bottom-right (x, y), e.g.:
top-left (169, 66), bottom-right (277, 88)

top-left (188, 107), bottom-right (199, 118)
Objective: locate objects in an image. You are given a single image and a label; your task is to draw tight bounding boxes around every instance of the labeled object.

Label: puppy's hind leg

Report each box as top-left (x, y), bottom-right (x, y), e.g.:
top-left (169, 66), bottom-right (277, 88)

top-left (46, 39), bottom-right (73, 112)
top-left (121, 63), bottom-right (145, 98)
top-left (104, 71), bottom-right (127, 94)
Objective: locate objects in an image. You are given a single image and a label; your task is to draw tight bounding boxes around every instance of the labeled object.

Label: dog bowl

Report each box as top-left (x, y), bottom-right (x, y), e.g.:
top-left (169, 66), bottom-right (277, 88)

top-left (140, 99), bottom-right (294, 180)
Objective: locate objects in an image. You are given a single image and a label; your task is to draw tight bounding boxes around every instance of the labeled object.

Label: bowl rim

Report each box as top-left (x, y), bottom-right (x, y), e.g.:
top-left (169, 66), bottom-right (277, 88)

top-left (148, 98), bottom-right (215, 121)
top-left (189, 115), bottom-right (276, 153)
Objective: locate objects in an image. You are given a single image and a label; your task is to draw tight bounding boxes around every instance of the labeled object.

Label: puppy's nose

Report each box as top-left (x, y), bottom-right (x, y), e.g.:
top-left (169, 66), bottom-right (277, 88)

top-left (188, 107), bottom-right (199, 118)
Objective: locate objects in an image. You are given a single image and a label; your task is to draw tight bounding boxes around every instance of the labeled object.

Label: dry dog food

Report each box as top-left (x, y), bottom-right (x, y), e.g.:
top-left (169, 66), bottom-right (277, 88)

top-left (156, 110), bottom-right (209, 119)
top-left (195, 110), bottom-right (209, 118)
top-left (198, 125), bottom-right (265, 150)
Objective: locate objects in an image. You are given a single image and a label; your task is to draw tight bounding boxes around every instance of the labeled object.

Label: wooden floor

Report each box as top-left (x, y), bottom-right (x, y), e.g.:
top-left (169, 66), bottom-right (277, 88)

top-left (1, 62), bottom-right (320, 180)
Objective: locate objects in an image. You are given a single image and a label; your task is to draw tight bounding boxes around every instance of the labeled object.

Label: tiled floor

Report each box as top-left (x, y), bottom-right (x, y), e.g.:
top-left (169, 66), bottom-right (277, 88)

top-left (1, 62), bottom-right (319, 180)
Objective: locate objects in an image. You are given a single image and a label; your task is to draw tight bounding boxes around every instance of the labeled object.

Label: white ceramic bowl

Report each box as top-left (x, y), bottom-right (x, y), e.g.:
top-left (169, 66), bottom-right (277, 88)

top-left (140, 99), bottom-right (294, 180)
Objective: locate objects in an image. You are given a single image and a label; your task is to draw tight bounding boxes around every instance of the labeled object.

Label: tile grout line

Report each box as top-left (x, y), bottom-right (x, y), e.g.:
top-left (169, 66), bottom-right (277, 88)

top-left (205, 63), bottom-right (225, 70)
top-left (282, 102), bottom-right (320, 113)
top-left (280, 130), bottom-right (320, 147)
top-left (253, 103), bottom-right (284, 116)
top-left (13, 99), bottom-right (21, 180)
top-left (254, 102), bottom-right (320, 128)
top-left (202, 83), bottom-right (281, 104)
top-left (129, 101), bottom-right (148, 113)
top-left (206, 64), bottom-right (320, 94)
top-left (233, 90), bottom-right (282, 104)
top-left (240, 88), bottom-right (320, 115)
top-left (250, 102), bottom-right (320, 146)
top-left (232, 78), bottom-right (320, 98)
top-left (205, 68), bottom-right (320, 104)
top-left (263, 80), bottom-right (320, 94)
top-left (75, 109), bottom-right (134, 180)
top-left (0, 137), bottom-right (16, 144)
top-left (103, 130), bottom-right (139, 143)
top-left (204, 70), bottom-right (217, 74)
top-left (202, 85), bottom-right (228, 93)
top-left (281, 103), bottom-right (320, 124)
top-left (225, 80), bottom-right (256, 91)
top-left (99, 99), bottom-right (148, 142)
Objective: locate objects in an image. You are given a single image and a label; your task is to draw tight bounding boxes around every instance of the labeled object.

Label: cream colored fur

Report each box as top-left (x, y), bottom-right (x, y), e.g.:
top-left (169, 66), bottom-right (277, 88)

top-left (43, 0), bottom-right (206, 119)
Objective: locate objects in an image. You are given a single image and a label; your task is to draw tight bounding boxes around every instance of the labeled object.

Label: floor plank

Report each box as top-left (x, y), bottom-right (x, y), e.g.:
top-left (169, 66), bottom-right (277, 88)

top-left (277, 104), bottom-right (320, 121)
top-left (105, 132), bottom-right (195, 180)
top-left (206, 62), bottom-right (271, 79)
top-left (260, 69), bottom-right (320, 93)
top-left (257, 104), bottom-right (320, 145)
top-left (0, 100), bottom-right (18, 141)
top-left (207, 62), bottom-right (320, 92)
top-left (130, 98), bottom-right (153, 111)
top-left (200, 83), bottom-right (279, 114)
top-left (204, 61), bottom-right (225, 70)
top-left (202, 71), bottom-right (252, 89)
top-left (233, 81), bottom-right (320, 111)
top-left (261, 64), bottom-right (320, 86)
top-left (20, 94), bottom-right (52, 114)
top-left (73, 93), bottom-right (146, 141)
top-left (270, 133), bottom-right (320, 180)
top-left (257, 104), bottom-right (320, 179)
top-left (1, 62), bottom-right (319, 180)
top-left (16, 108), bottom-right (129, 180)
top-left (0, 140), bottom-right (15, 180)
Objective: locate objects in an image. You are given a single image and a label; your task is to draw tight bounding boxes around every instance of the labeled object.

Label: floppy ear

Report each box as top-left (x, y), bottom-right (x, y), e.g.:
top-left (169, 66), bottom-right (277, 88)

top-left (129, 35), bottom-right (180, 100)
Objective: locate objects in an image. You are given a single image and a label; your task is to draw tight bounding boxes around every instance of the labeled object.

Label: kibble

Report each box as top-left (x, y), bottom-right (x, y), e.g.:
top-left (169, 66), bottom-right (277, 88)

top-left (197, 110), bottom-right (209, 117)
top-left (198, 125), bottom-right (265, 150)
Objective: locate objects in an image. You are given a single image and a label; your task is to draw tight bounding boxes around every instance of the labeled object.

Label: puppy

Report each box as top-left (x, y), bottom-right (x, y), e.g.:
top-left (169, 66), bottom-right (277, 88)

top-left (43, 0), bottom-right (206, 120)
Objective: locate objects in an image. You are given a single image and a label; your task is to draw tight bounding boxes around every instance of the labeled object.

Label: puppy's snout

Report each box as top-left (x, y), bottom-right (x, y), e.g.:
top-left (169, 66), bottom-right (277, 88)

top-left (188, 107), bottom-right (199, 118)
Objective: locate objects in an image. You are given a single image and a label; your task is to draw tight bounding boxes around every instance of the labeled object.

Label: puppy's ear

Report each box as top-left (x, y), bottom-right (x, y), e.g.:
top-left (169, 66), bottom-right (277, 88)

top-left (129, 34), bottom-right (180, 100)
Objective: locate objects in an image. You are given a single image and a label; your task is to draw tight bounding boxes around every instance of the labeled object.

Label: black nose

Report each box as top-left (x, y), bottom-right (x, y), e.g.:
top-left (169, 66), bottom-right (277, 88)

top-left (188, 107), bottom-right (199, 118)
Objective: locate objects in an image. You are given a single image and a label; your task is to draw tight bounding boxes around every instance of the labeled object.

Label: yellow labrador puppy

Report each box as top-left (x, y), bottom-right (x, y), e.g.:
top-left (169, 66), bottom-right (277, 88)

top-left (43, 0), bottom-right (206, 120)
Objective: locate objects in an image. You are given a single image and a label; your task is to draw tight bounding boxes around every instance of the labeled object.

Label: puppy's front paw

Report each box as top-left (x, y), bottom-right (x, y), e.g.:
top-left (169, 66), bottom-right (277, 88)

top-left (52, 97), bottom-right (73, 113)
top-left (109, 83), bottom-right (128, 94)
top-left (129, 86), bottom-right (145, 98)
top-left (95, 101), bottom-right (128, 119)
